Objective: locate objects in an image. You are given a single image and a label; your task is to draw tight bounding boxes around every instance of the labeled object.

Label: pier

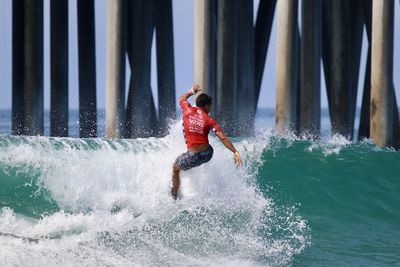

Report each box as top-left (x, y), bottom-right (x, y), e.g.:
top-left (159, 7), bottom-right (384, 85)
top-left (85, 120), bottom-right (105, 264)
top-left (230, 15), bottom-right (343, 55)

top-left (4, 0), bottom-right (400, 148)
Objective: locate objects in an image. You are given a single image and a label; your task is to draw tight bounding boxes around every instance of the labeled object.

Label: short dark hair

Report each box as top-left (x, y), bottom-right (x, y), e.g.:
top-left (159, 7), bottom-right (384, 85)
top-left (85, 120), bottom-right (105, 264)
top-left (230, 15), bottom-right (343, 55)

top-left (196, 93), bottom-right (212, 107)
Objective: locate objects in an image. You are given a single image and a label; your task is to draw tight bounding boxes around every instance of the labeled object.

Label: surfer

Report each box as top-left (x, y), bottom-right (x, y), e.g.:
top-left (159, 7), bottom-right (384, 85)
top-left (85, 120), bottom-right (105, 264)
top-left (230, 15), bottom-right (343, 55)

top-left (171, 84), bottom-right (243, 200)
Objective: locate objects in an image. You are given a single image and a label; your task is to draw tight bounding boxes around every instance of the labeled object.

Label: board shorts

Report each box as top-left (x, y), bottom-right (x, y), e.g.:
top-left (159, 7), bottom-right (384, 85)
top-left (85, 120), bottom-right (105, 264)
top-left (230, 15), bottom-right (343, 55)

top-left (175, 145), bottom-right (214, 171)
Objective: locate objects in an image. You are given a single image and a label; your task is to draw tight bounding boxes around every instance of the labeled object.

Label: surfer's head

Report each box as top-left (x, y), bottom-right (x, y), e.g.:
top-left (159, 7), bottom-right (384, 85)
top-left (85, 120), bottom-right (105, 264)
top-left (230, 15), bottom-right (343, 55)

top-left (196, 93), bottom-right (212, 113)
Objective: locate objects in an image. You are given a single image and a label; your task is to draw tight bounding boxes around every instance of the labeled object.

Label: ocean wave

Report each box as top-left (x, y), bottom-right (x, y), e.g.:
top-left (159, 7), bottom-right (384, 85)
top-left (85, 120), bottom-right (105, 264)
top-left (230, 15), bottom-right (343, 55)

top-left (0, 122), bottom-right (310, 266)
top-left (258, 135), bottom-right (400, 265)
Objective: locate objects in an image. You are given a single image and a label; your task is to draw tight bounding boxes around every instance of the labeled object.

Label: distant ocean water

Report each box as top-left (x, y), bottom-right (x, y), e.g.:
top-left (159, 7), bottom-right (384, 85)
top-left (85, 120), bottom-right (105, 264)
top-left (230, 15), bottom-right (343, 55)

top-left (0, 108), bottom-right (399, 266)
top-left (0, 108), bottom-right (334, 137)
top-left (0, 109), bottom-right (106, 137)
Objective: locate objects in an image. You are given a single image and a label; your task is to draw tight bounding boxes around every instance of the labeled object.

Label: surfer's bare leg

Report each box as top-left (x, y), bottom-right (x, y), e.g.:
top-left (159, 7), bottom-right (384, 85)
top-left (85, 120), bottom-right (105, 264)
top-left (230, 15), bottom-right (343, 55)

top-left (171, 163), bottom-right (180, 200)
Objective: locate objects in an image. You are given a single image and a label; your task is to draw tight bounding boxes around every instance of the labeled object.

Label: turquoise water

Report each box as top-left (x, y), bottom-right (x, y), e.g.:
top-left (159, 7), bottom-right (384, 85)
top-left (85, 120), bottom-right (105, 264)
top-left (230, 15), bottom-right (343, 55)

top-left (0, 110), bottom-right (399, 266)
top-left (260, 138), bottom-right (400, 266)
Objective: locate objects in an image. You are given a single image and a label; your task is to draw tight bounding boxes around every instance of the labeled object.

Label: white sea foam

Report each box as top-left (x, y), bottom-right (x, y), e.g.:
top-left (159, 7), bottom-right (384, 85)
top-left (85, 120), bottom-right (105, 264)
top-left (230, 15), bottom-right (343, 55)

top-left (305, 133), bottom-right (352, 156)
top-left (0, 122), bottom-right (309, 266)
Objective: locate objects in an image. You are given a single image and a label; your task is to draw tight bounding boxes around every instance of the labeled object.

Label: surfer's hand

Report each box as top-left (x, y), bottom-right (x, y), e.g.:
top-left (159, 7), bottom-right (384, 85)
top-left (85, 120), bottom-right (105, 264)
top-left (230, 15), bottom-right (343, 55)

top-left (233, 151), bottom-right (243, 167)
top-left (191, 84), bottom-right (201, 95)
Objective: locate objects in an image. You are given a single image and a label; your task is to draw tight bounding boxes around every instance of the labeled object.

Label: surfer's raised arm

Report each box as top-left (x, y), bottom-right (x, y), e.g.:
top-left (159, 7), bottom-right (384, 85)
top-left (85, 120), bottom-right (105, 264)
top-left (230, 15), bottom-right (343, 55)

top-left (179, 84), bottom-right (201, 103)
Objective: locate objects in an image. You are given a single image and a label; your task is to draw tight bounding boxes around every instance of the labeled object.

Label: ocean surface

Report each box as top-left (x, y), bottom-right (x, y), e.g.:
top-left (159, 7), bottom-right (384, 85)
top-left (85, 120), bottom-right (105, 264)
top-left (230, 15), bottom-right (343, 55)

top-left (0, 109), bottom-right (399, 266)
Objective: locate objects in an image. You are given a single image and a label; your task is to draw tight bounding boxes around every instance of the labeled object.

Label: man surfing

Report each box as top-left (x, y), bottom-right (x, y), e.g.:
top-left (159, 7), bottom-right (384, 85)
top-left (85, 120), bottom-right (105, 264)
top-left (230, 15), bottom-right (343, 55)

top-left (171, 84), bottom-right (243, 200)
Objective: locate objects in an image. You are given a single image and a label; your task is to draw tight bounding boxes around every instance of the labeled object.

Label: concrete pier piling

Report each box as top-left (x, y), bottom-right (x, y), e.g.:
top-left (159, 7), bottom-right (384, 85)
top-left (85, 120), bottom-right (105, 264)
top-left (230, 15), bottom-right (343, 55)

top-left (77, 0), bottom-right (97, 138)
top-left (236, 0), bottom-right (256, 136)
top-left (12, 0), bottom-right (26, 136)
top-left (357, 0), bottom-right (399, 148)
top-left (321, 0), bottom-right (363, 139)
top-left (254, 0), bottom-right (277, 109)
top-left (194, 0), bottom-right (216, 108)
top-left (370, 0), bottom-right (394, 147)
top-left (105, 0), bottom-right (126, 139)
top-left (298, 0), bottom-right (321, 137)
top-left (322, 0), bottom-right (352, 137)
top-left (275, 0), bottom-right (299, 135)
top-left (50, 0), bottom-right (68, 137)
top-left (156, 0), bottom-right (176, 136)
top-left (125, 0), bottom-right (155, 138)
top-left (216, 0), bottom-right (238, 136)
top-left (12, 0), bottom-right (44, 136)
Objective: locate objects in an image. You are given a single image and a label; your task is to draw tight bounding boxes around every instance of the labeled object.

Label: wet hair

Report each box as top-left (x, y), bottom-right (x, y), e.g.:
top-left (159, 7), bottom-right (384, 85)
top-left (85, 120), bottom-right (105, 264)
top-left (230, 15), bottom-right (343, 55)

top-left (196, 93), bottom-right (212, 107)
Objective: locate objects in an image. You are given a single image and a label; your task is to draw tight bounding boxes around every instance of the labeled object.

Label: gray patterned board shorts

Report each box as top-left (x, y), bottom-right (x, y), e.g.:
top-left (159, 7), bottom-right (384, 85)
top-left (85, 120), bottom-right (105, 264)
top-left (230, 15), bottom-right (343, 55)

top-left (175, 145), bottom-right (214, 171)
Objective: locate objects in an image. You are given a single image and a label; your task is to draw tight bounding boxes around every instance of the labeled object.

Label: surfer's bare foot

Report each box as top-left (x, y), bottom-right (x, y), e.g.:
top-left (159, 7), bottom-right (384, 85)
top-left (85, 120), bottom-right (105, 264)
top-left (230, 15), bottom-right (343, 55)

top-left (171, 189), bottom-right (178, 200)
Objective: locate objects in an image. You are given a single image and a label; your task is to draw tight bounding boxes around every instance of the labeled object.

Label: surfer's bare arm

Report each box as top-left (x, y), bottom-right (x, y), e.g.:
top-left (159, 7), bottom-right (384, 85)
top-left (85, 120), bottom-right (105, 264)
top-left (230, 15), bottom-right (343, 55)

top-left (217, 131), bottom-right (243, 167)
top-left (179, 84), bottom-right (201, 102)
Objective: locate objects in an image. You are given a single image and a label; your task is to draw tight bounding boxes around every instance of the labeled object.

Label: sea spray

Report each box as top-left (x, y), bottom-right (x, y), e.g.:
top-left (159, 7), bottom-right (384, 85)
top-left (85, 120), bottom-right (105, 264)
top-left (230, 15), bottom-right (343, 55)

top-left (0, 122), bottom-right (310, 266)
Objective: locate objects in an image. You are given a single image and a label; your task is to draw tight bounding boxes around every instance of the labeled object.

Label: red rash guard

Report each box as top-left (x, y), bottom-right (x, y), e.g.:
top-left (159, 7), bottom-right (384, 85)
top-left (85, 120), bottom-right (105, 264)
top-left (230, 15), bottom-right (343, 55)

top-left (180, 99), bottom-right (222, 148)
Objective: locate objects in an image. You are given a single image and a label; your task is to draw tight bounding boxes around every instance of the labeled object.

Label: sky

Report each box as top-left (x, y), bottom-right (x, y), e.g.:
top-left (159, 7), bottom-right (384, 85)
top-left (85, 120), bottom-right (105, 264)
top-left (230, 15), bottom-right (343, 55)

top-left (0, 0), bottom-right (399, 110)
